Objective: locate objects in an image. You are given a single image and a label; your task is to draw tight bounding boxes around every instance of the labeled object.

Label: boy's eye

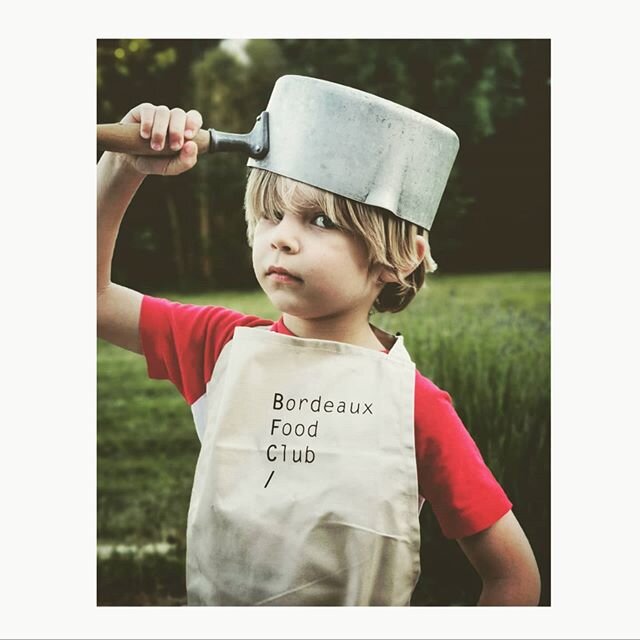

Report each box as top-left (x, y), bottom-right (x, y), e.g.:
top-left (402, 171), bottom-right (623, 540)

top-left (311, 214), bottom-right (336, 229)
top-left (262, 210), bottom-right (283, 222)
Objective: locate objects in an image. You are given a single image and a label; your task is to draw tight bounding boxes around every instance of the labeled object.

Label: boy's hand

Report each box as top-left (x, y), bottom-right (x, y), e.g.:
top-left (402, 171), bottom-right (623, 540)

top-left (117, 103), bottom-right (203, 176)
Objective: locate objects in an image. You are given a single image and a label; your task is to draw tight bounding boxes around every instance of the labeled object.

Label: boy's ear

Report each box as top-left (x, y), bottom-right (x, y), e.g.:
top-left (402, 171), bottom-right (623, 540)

top-left (377, 235), bottom-right (427, 284)
top-left (412, 235), bottom-right (427, 269)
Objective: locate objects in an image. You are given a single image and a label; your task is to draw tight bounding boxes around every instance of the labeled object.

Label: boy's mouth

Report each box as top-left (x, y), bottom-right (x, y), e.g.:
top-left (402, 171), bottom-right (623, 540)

top-left (266, 266), bottom-right (303, 283)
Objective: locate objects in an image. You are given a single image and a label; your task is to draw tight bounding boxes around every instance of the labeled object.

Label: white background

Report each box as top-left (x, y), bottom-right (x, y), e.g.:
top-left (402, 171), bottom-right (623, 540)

top-left (1, 0), bottom-right (639, 637)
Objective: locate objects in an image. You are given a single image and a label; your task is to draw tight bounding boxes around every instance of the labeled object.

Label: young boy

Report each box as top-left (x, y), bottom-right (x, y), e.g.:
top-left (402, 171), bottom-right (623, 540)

top-left (97, 76), bottom-right (540, 606)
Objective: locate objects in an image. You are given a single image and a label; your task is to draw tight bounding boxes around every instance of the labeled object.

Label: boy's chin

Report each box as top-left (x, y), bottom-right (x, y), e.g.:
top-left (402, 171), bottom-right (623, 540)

top-left (265, 298), bottom-right (308, 318)
top-left (261, 288), bottom-right (297, 313)
top-left (261, 290), bottom-right (323, 320)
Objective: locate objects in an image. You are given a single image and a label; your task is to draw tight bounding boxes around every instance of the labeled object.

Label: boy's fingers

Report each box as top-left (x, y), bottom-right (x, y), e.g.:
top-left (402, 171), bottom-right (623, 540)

top-left (169, 108), bottom-right (187, 151)
top-left (150, 105), bottom-right (171, 151)
top-left (118, 103), bottom-right (201, 156)
top-left (138, 103), bottom-right (157, 139)
top-left (119, 104), bottom-right (200, 148)
top-left (184, 109), bottom-right (203, 139)
top-left (121, 103), bottom-right (155, 133)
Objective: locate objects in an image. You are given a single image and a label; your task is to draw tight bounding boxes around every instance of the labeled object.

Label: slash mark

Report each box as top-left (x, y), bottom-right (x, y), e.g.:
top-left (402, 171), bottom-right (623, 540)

top-left (264, 470), bottom-right (275, 488)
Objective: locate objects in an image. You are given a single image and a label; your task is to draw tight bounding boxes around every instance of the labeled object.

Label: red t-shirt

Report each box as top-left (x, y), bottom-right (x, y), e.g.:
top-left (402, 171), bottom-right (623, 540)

top-left (139, 294), bottom-right (512, 539)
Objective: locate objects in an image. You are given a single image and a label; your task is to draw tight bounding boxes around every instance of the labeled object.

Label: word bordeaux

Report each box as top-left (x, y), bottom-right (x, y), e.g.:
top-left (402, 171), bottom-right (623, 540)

top-left (265, 393), bottom-right (376, 466)
top-left (272, 392), bottom-right (374, 415)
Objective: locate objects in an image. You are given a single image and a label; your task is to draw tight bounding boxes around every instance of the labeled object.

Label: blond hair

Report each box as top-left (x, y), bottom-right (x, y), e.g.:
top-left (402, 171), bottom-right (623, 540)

top-left (244, 168), bottom-right (437, 313)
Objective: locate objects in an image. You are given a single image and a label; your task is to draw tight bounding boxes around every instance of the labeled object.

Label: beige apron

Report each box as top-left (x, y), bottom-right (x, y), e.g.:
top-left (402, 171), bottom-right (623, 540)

top-left (186, 326), bottom-right (421, 605)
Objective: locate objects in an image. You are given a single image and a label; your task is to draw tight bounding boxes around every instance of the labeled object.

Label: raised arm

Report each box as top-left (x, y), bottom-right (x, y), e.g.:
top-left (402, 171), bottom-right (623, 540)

top-left (97, 104), bottom-right (202, 353)
top-left (457, 509), bottom-right (541, 606)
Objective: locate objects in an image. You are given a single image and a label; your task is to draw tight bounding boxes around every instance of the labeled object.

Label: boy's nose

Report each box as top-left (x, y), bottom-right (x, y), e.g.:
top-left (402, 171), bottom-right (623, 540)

top-left (270, 219), bottom-right (300, 254)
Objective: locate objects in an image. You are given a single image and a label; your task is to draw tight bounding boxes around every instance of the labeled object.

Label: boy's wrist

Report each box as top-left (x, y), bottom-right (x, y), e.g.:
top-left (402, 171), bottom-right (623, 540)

top-left (100, 151), bottom-right (147, 182)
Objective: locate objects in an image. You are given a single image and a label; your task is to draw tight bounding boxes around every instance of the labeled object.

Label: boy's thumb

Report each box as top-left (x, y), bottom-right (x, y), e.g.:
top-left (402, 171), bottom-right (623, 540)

top-left (181, 140), bottom-right (198, 165)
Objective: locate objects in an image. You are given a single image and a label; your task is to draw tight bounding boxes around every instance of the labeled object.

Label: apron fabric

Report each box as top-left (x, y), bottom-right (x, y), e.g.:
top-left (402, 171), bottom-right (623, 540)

top-left (186, 326), bottom-right (421, 605)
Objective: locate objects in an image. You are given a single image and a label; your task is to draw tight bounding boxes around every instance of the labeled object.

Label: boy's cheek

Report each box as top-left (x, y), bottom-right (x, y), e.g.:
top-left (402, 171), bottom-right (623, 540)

top-left (253, 230), bottom-right (274, 256)
top-left (253, 218), bottom-right (273, 239)
top-left (251, 241), bottom-right (267, 268)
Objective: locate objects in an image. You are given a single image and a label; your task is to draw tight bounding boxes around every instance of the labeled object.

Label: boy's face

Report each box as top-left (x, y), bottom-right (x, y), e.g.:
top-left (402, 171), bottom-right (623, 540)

top-left (252, 208), bottom-right (383, 321)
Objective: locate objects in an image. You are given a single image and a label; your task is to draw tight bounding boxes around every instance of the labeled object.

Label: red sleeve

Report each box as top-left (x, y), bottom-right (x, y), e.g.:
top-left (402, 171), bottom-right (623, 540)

top-left (414, 371), bottom-right (512, 539)
top-left (138, 294), bottom-right (272, 405)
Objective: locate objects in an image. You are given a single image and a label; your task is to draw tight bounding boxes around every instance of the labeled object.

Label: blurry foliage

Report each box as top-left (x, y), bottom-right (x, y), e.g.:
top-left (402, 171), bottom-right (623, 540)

top-left (97, 38), bottom-right (549, 292)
